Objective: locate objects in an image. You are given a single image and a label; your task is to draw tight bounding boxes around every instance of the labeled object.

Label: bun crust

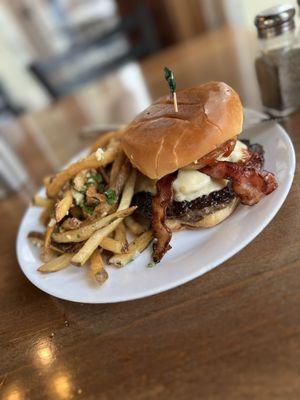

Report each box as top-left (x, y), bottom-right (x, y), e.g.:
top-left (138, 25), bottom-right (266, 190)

top-left (166, 197), bottom-right (240, 231)
top-left (121, 82), bottom-right (243, 179)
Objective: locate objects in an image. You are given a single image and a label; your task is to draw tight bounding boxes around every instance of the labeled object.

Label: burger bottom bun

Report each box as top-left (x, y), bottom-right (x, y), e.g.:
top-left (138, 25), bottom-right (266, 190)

top-left (166, 197), bottom-right (240, 232)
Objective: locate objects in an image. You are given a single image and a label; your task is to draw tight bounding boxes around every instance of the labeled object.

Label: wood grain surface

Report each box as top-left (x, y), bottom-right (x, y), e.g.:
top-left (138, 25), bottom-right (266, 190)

top-left (0, 27), bottom-right (299, 400)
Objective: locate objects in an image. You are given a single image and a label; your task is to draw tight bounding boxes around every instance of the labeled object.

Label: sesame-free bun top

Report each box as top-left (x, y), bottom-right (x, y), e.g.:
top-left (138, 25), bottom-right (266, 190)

top-left (121, 82), bottom-right (243, 179)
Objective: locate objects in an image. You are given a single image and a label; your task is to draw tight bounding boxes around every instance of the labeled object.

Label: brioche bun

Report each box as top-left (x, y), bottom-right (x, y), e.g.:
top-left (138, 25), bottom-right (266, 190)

top-left (121, 82), bottom-right (243, 179)
top-left (166, 197), bottom-right (240, 231)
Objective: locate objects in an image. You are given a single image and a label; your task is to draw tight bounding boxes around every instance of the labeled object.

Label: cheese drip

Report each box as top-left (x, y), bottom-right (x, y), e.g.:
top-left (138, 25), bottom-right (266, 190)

top-left (173, 170), bottom-right (227, 202)
top-left (218, 140), bottom-right (248, 163)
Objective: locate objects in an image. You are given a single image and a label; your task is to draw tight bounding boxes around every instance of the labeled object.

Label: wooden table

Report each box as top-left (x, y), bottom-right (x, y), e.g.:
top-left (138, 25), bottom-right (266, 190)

top-left (1, 26), bottom-right (300, 399)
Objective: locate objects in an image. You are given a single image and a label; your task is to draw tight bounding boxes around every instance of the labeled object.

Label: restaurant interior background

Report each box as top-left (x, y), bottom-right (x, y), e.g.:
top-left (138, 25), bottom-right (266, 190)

top-left (0, 0), bottom-right (298, 198)
top-left (1, 0), bottom-right (299, 121)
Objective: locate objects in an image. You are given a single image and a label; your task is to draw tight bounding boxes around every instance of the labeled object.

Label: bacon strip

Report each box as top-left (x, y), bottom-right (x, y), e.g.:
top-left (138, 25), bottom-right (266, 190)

top-left (152, 173), bottom-right (176, 263)
top-left (200, 137), bottom-right (237, 164)
top-left (201, 161), bottom-right (278, 205)
top-left (244, 150), bottom-right (264, 170)
top-left (185, 137), bottom-right (237, 170)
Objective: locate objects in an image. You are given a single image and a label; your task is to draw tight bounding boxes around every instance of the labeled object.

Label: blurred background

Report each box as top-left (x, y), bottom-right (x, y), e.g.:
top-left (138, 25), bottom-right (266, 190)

top-left (0, 0), bottom-right (298, 122)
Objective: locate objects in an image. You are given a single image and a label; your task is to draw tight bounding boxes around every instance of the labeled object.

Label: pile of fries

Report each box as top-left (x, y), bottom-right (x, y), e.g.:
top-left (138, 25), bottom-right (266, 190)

top-left (28, 129), bottom-right (153, 285)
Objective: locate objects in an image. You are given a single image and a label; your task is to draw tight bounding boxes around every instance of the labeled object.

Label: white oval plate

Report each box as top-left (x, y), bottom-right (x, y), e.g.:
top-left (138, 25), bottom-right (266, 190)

top-left (16, 109), bottom-right (295, 303)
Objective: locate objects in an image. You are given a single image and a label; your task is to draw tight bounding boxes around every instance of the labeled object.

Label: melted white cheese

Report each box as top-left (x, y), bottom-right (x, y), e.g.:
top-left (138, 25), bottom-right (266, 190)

top-left (218, 140), bottom-right (248, 163)
top-left (172, 170), bottom-right (227, 202)
top-left (135, 141), bottom-right (248, 202)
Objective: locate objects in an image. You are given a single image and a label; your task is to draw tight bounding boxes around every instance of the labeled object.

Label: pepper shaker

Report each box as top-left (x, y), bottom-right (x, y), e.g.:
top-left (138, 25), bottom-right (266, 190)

top-left (254, 5), bottom-right (300, 117)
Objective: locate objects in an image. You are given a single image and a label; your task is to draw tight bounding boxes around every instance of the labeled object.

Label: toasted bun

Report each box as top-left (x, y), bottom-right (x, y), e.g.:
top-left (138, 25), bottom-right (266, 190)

top-left (166, 197), bottom-right (240, 231)
top-left (121, 82), bottom-right (243, 179)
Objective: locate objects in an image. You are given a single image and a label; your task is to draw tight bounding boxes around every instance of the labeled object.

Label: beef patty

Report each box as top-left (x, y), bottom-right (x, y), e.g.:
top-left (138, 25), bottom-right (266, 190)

top-left (132, 185), bottom-right (236, 223)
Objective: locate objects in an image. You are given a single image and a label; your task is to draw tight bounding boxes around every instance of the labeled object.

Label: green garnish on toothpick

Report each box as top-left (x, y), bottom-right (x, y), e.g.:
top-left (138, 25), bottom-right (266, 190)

top-left (164, 66), bottom-right (178, 112)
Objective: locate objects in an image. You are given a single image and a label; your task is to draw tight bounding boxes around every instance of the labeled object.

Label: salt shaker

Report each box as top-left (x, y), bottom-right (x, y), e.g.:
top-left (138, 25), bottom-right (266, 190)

top-left (254, 5), bottom-right (300, 117)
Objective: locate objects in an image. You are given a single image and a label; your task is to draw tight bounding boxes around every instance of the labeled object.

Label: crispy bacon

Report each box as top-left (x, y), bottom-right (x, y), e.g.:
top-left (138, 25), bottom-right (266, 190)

top-left (201, 161), bottom-right (278, 205)
top-left (200, 137), bottom-right (237, 164)
top-left (243, 150), bottom-right (264, 170)
top-left (185, 137), bottom-right (237, 169)
top-left (152, 173), bottom-right (176, 263)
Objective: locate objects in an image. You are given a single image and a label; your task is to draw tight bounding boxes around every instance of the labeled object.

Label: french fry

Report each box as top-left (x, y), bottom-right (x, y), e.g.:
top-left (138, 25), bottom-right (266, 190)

top-left (110, 152), bottom-right (126, 186)
top-left (39, 202), bottom-right (54, 226)
top-left (109, 231), bottom-right (153, 267)
top-left (46, 141), bottom-right (120, 198)
top-left (98, 167), bottom-right (109, 184)
top-left (38, 253), bottom-right (73, 273)
top-left (33, 146), bottom-right (147, 285)
top-left (114, 221), bottom-right (128, 251)
top-left (71, 219), bottom-right (121, 265)
top-left (55, 190), bottom-right (73, 222)
top-left (90, 129), bottom-right (124, 153)
top-left (28, 231), bottom-right (44, 248)
top-left (118, 168), bottom-right (137, 210)
top-left (60, 217), bottom-right (82, 230)
top-left (111, 159), bottom-right (131, 197)
top-left (124, 216), bottom-right (146, 235)
top-left (90, 250), bottom-right (108, 284)
top-left (71, 171), bottom-right (137, 265)
top-left (101, 237), bottom-right (123, 254)
top-left (73, 170), bottom-right (87, 192)
top-left (28, 231), bottom-right (65, 254)
top-left (33, 194), bottom-right (54, 208)
top-left (43, 219), bottom-right (56, 259)
top-left (52, 206), bottom-right (136, 243)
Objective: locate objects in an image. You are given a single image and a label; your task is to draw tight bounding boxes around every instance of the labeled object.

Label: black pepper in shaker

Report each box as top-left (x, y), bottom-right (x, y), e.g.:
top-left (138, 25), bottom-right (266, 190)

top-left (254, 5), bottom-right (300, 117)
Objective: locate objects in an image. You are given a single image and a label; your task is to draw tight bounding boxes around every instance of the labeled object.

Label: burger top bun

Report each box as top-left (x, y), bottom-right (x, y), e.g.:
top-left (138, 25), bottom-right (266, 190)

top-left (121, 82), bottom-right (243, 179)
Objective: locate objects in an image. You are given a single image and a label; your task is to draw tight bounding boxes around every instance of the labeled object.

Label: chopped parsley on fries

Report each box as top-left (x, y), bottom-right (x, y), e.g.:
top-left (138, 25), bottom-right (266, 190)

top-left (29, 129), bottom-right (153, 285)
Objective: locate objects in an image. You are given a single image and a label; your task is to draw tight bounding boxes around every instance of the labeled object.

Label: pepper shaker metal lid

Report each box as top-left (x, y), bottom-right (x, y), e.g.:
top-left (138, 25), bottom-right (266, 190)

top-left (254, 5), bottom-right (295, 38)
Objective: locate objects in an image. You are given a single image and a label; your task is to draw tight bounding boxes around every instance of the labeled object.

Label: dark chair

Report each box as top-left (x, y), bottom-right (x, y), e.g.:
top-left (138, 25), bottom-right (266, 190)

top-left (29, 4), bottom-right (160, 99)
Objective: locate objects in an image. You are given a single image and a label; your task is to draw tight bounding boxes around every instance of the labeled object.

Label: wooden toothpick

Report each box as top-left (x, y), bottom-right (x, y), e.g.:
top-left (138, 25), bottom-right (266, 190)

top-left (164, 66), bottom-right (178, 112)
top-left (172, 92), bottom-right (178, 112)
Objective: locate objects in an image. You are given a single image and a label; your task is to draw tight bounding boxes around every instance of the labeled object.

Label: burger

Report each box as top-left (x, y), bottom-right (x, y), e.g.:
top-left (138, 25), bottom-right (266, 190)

top-left (121, 82), bottom-right (278, 262)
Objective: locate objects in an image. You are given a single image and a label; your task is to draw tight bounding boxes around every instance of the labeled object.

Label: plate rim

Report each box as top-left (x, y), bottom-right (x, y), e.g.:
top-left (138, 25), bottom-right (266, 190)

top-left (16, 108), bottom-right (296, 303)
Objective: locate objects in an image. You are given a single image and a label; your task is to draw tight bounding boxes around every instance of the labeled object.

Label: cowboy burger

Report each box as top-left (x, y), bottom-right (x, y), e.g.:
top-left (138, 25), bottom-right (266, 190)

top-left (121, 82), bottom-right (277, 262)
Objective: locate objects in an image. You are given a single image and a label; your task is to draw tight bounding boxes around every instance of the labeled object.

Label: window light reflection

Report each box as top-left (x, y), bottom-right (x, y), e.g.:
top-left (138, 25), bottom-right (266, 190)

top-left (53, 373), bottom-right (72, 399)
top-left (34, 337), bottom-right (55, 367)
top-left (3, 384), bottom-right (25, 400)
